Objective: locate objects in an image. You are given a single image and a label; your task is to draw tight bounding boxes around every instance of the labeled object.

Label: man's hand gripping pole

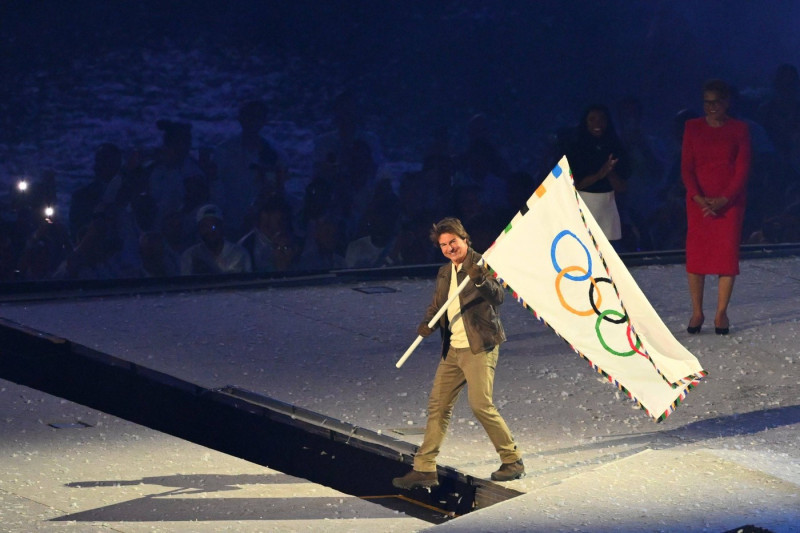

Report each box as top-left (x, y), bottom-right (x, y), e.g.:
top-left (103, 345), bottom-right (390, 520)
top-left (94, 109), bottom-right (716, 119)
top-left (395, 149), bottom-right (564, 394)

top-left (395, 258), bottom-right (485, 368)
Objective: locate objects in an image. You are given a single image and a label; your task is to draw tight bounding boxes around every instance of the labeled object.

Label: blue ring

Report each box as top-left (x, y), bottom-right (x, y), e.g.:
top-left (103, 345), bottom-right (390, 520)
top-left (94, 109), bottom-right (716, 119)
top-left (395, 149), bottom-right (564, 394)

top-left (551, 230), bottom-right (592, 281)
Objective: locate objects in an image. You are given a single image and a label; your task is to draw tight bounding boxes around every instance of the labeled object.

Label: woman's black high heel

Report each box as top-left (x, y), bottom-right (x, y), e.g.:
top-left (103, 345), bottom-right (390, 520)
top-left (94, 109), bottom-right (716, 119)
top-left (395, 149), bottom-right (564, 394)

top-left (687, 317), bottom-right (704, 334)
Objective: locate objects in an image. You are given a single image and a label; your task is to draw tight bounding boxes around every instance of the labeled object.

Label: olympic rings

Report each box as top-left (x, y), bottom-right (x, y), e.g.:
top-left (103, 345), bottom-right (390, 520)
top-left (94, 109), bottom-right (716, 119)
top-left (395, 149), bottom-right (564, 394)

top-left (550, 230), bottom-right (645, 358)
top-left (595, 310), bottom-right (641, 357)
top-left (626, 324), bottom-right (649, 358)
top-left (555, 265), bottom-right (601, 316)
top-left (589, 277), bottom-right (628, 324)
top-left (551, 230), bottom-right (591, 281)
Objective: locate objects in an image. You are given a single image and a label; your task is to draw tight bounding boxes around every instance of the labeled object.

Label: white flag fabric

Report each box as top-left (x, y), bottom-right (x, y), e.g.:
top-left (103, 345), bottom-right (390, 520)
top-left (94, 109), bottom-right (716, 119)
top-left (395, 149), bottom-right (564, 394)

top-left (483, 156), bottom-right (706, 422)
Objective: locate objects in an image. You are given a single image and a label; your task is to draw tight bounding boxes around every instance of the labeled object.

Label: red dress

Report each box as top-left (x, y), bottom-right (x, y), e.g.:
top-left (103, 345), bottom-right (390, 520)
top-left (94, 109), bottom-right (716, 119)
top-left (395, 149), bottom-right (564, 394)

top-left (681, 117), bottom-right (751, 275)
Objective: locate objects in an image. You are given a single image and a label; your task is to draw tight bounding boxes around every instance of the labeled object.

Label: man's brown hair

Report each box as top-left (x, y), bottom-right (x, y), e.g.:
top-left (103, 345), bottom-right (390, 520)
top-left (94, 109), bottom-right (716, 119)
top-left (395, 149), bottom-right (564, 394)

top-left (429, 217), bottom-right (471, 246)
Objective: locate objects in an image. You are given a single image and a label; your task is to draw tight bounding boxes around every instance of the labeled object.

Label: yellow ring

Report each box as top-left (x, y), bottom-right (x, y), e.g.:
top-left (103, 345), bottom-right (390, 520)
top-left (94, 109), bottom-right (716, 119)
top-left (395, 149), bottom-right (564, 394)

top-left (555, 265), bottom-right (601, 316)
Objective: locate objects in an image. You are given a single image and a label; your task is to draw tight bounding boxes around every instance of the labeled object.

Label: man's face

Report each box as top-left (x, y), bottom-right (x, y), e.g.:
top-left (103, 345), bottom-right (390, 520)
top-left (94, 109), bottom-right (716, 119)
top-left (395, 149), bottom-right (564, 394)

top-left (438, 232), bottom-right (468, 265)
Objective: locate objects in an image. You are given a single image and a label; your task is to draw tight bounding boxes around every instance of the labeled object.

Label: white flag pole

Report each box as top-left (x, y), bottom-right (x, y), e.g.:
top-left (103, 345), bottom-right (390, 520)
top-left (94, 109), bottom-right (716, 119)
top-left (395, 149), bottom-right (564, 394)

top-left (395, 258), bottom-right (485, 368)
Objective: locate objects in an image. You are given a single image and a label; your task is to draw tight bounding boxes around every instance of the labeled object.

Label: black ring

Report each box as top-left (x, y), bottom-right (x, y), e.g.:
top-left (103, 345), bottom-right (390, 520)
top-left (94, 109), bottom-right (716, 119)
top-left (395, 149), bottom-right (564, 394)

top-left (589, 277), bottom-right (628, 324)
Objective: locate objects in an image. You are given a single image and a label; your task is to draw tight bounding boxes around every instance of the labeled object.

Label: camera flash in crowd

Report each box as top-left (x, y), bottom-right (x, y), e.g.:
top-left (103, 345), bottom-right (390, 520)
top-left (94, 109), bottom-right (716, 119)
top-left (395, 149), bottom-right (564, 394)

top-left (17, 179), bottom-right (29, 192)
top-left (44, 206), bottom-right (55, 219)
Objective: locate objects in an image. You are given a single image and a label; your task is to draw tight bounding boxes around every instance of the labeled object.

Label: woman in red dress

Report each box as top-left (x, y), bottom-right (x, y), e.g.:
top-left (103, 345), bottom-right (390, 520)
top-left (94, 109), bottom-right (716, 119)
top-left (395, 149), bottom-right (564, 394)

top-left (681, 79), bottom-right (751, 335)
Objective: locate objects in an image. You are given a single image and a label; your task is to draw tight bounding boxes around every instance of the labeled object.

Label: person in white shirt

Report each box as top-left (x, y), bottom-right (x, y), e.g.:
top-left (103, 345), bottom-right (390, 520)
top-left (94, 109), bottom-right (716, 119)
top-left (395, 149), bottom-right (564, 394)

top-left (180, 204), bottom-right (252, 275)
top-left (211, 100), bottom-right (288, 241)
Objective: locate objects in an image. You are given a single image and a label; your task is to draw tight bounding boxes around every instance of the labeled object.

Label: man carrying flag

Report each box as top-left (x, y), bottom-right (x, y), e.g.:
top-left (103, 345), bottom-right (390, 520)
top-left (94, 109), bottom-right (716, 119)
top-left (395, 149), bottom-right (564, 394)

top-left (392, 217), bottom-right (524, 490)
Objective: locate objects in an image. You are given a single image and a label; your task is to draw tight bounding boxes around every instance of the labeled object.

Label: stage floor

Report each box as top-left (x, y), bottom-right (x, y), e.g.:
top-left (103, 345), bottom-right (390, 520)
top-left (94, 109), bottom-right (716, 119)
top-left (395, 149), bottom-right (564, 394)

top-left (2, 257), bottom-right (799, 532)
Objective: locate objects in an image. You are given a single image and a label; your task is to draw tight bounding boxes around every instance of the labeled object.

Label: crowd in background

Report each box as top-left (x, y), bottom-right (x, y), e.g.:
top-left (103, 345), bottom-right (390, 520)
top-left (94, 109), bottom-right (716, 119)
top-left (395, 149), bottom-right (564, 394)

top-left (1, 64), bottom-right (800, 282)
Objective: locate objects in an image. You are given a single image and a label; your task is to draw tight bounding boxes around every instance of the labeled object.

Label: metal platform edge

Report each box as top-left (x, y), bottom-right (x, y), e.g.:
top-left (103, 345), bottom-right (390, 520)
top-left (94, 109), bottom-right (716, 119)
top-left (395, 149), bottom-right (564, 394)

top-left (0, 317), bottom-right (522, 520)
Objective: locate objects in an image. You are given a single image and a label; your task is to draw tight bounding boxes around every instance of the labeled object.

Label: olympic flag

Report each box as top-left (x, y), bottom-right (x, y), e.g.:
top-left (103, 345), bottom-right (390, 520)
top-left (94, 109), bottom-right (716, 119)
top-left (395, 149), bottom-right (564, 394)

top-left (482, 156), bottom-right (706, 421)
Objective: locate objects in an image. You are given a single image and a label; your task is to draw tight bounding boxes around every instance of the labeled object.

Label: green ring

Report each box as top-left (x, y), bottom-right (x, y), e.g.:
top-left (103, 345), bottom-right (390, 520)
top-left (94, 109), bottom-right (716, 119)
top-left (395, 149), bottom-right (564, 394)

top-left (595, 310), bottom-right (640, 357)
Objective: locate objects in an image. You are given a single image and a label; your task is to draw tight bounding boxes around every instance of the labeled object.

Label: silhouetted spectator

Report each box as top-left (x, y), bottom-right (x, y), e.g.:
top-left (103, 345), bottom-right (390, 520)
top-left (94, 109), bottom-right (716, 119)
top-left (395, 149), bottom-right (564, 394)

top-left (138, 231), bottom-right (180, 277)
top-left (211, 100), bottom-right (288, 241)
top-left (6, 170), bottom-right (59, 265)
top-left (532, 126), bottom-right (577, 190)
top-left (398, 171), bottom-right (434, 224)
top-left (452, 184), bottom-right (483, 227)
top-left (503, 171), bottom-right (535, 218)
top-left (746, 195), bottom-right (800, 244)
top-left (15, 216), bottom-right (71, 280)
top-left (313, 91), bottom-right (384, 240)
top-left (457, 113), bottom-right (512, 180)
top-left (147, 119), bottom-right (205, 229)
top-left (395, 215), bottom-right (438, 265)
top-left (300, 177), bottom-right (336, 229)
top-left (298, 214), bottom-right (347, 271)
top-left (757, 64), bottom-right (800, 181)
top-left (124, 147), bottom-right (160, 232)
top-left (421, 126), bottom-right (456, 201)
top-left (238, 197), bottom-right (301, 272)
top-left (161, 210), bottom-right (194, 257)
top-left (453, 114), bottom-right (512, 213)
top-left (298, 177), bottom-right (347, 270)
top-left (51, 213), bottom-right (126, 280)
top-left (398, 171), bottom-right (438, 265)
top-left (614, 96), bottom-right (665, 250)
top-left (314, 136), bottom-right (379, 243)
top-left (0, 222), bottom-right (15, 281)
top-left (181, 204), bottom-right (251, 275)
top-left (344, 179), bottom-right (401, 268)
top-left (650, 108), bottom-right (697, 250)
top-left (313, 90), bottom-right (384, 178)
top-left (69, 143), bottom-right (123, 241)
top-left (750, 63), bottom-right (800, 232)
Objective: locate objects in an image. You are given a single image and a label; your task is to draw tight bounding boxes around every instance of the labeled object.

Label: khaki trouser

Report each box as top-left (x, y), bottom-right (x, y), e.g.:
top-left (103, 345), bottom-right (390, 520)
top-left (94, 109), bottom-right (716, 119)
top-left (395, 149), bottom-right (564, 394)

top-left (413, 345), bottom-right (521, 472)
